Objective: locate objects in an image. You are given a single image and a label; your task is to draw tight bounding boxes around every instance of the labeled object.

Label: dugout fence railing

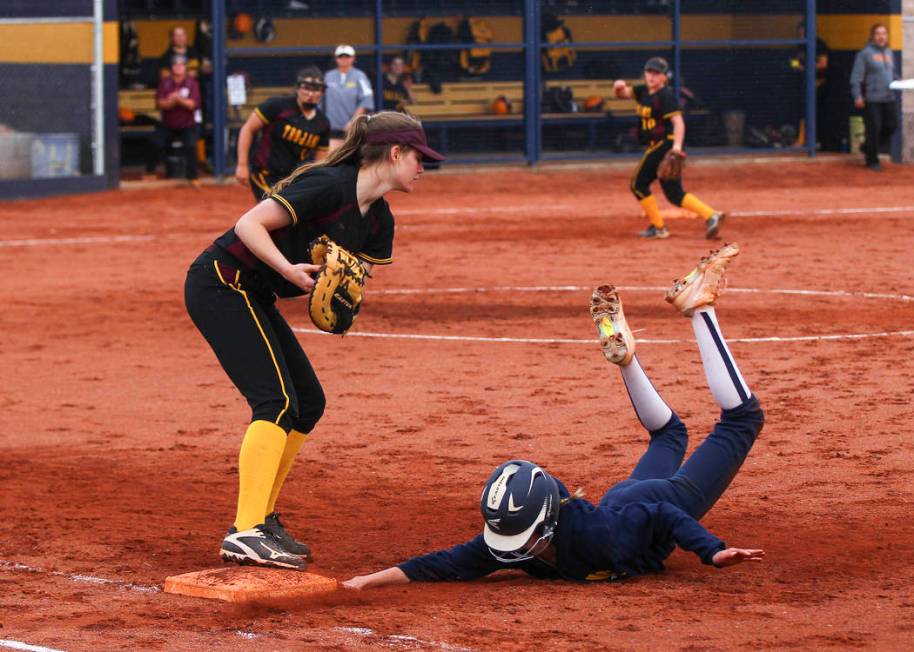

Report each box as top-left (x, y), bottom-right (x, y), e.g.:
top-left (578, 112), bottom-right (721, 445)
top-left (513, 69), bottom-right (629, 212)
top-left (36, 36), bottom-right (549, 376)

top-left (193, 0), bottom-right (819, 175)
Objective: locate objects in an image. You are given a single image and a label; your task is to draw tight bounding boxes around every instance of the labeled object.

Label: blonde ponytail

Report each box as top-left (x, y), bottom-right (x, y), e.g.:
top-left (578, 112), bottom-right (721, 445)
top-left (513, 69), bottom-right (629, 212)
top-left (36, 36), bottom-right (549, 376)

top-left (560, 487), bottom-right (586, 506)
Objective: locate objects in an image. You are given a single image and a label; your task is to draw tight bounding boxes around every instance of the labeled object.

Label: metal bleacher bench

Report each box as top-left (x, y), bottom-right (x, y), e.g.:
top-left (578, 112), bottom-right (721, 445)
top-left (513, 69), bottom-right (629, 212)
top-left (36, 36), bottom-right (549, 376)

top-left (118, 79), bottom-right (638, 152)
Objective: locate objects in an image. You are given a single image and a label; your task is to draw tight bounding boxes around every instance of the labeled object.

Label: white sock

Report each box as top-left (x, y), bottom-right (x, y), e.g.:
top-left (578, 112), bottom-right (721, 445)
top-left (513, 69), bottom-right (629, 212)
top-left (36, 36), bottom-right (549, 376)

top-left (691, 307), bottom-right (751, 410)
top-left (620, 355), bottom-right (673, 431)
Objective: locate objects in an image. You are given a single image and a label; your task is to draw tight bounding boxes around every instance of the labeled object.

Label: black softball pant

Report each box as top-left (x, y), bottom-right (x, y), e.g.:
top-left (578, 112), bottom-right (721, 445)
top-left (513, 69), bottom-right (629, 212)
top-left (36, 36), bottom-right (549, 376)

top-left (862, 100), bottom-right (898, 167)
top-left (630, 138), bottom-right (686, 206)
top-left (184, 250), bottom-right (325, 433)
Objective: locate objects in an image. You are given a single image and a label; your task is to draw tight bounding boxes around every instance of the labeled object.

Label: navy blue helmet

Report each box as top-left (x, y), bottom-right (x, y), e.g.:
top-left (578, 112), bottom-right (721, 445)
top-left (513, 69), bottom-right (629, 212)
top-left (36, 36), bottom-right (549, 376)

top-left (480, 460), bottom-right (561, 563)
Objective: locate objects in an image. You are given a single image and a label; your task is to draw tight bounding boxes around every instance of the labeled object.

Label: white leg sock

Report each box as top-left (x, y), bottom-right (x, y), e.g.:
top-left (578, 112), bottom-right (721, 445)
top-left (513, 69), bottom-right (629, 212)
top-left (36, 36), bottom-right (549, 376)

top-left (620, 355), bottom-right (673, 431)
top-left (691, 307), bottom-right (751, 410)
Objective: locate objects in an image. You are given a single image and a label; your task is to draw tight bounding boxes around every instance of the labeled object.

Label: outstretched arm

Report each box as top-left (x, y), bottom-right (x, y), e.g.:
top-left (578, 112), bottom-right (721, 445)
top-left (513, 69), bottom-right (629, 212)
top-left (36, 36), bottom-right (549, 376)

top-left (661, 505), bottom-right (766, 568)
top-left (344, 535), bottom-right (503, 590)
top-left (343, 566), bottom-right (409, 591)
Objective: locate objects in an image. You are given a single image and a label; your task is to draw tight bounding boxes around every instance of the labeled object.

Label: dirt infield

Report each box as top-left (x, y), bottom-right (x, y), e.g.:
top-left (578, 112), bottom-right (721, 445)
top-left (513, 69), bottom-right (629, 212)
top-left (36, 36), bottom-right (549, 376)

top-left (2, 155), bottom-right (913, 651)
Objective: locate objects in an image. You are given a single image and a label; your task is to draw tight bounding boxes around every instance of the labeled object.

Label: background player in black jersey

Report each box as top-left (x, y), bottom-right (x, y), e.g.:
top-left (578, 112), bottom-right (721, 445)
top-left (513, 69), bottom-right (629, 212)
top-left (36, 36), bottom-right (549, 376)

top-left (186, 112), bottom-right (444, 570)
top-left (382, 56), bottom-right (416, 113)
top-left (235, 66), bottom-right (331, 202)
top-left (614, 58), bottom-right (725, 240)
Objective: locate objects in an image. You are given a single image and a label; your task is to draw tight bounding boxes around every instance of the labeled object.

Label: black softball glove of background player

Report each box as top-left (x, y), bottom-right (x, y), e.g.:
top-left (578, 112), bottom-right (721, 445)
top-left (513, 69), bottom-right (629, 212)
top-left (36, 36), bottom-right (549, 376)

top-left (307, 236), bottom-right (366, 335)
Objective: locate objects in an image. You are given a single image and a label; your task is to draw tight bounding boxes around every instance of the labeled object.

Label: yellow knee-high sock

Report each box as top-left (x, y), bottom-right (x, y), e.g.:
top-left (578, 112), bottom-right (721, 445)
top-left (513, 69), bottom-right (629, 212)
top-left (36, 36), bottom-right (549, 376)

top-left (234, 420), bottom-right (288, 531)
top-left (681, 193), bottom-right (716, 220)
top-left (639, 195), bottom-right (664, 228)
top-left (265, 430), bottom-right (310, 516)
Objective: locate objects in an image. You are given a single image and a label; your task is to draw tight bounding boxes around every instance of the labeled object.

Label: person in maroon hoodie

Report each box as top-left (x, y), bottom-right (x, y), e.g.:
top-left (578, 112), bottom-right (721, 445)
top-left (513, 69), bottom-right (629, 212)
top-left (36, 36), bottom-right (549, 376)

top-left (146, 55), bottom-right (201, 186)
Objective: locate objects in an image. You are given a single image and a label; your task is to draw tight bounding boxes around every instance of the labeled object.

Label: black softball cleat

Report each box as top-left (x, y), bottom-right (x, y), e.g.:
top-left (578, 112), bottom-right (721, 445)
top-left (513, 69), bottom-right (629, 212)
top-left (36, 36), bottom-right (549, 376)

top-left (264, 512), bottom-right (313, 561)
top-left (220, 524), bottom-right (308, 571)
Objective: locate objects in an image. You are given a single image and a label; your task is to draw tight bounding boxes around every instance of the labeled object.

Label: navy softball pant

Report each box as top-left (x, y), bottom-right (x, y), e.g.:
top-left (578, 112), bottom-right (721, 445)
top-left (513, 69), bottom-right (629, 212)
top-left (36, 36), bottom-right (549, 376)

top-left (599, 397), bottom-right (764, 520)
top-left (184, 249), bottom-right (325, 433)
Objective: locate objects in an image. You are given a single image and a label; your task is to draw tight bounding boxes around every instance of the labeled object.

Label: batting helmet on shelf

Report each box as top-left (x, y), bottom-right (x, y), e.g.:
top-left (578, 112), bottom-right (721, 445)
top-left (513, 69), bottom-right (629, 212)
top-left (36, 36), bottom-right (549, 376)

top-left (490, 95), bottom-right (512, 115)
top-left (254, 17), bottom-right (277, 43)
top-left (480, 460), bottom-right (561, 563)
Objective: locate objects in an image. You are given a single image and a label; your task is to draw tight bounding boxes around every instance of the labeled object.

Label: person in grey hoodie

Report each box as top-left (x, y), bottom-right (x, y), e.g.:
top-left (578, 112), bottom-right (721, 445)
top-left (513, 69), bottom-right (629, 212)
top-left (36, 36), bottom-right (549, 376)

top-left (322, 44), bottom-right (375, 151)
top-left (850, 24), bottom-right (898, 170)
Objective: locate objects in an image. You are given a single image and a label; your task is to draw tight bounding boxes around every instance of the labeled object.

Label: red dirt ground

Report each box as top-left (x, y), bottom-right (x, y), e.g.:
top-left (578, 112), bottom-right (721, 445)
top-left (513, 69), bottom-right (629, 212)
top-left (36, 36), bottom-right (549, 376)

top-left (1, 155), bottom-right (913, 651)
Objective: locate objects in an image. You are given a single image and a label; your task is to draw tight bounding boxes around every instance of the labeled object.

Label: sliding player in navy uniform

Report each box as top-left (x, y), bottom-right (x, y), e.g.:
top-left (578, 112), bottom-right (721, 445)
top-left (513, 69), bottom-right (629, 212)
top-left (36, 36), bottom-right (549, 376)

top-left (235, 66), bottom-right (331, 202)
top-left (343, 244), bottom-right (765, 588)
top-left (614, 57), bottom-right (725, 239)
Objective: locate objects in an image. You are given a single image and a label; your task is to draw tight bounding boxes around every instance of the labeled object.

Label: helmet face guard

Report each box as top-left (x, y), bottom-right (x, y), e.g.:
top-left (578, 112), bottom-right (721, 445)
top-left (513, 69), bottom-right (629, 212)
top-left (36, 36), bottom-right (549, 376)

top-left (480, 460), bottom-right (561, 563)
top-left (487, 520), bottom-right (556, 564)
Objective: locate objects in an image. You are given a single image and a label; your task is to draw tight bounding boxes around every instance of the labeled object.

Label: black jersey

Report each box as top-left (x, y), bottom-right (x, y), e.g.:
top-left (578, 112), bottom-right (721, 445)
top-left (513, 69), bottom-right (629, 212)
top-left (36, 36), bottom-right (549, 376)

top-left (252, 96), bottom-right (330, 178)
top-left (382, 77), bottom-right (411, 112)
top-left (633, 84), bottom-right (681, 145)
top-left (212, 163), bottom-right (394, 298)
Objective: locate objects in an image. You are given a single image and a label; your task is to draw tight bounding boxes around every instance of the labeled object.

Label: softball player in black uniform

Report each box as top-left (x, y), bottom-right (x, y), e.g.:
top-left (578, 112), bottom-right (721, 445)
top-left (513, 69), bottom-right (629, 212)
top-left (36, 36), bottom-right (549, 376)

top-left (235, 66), bottom-right (331, 203)
top-left (614, 57), bottom-right (725, 239)
top-left (186, 111), bottom-right (444, 570)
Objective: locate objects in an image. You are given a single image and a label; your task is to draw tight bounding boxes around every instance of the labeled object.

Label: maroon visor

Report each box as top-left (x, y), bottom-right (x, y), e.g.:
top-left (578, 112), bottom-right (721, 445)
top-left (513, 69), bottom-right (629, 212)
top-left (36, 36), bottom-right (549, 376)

top-left (365, 127), bottom-right (445, 162)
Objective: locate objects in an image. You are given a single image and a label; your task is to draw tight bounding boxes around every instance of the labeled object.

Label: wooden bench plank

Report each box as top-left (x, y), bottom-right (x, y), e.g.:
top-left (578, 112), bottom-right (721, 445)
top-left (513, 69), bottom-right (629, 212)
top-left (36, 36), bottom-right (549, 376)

top-left (118, 78), bottom-right (642, 127)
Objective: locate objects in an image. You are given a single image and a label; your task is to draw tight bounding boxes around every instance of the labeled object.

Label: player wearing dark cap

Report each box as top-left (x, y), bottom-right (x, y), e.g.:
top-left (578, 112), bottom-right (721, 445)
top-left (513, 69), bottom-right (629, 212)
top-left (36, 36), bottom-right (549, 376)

top-left (235, 66), bottom-right (331, 202)
top-left (613, 57), bottom-right (725, 239)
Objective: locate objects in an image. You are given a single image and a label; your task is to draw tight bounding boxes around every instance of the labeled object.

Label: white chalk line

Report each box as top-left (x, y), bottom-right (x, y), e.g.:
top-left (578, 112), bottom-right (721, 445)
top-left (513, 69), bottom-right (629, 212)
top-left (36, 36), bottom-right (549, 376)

top-left (0, 234), bottom-right (160, 248)
top-left (392, 204), bottom-right (914, 219)
top-left (372, 285), bottom-right (914, 303)
top-left (3, 204), bottom-right (914, 248)
top-left (335, 626), bottom-right (475, 651)
top-left (293, 326), bottom-right (914, 345)
top-left (0, 559), bottom-right (159, 594)
top-left (0, 640), bottom-right (65, 652)
top-left (292, 283), bottom-right (914, 345)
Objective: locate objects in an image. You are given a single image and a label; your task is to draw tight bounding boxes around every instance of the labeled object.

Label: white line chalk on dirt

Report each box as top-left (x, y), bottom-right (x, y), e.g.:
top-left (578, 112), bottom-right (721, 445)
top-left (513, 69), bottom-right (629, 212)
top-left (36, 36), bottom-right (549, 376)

top-left (293, 283), bottom-right (914, 345)
top-left (335, 626), bottom-right (475, 651)
top-left (371, 285), bottom-right (914, 303)
top-left (293, 327), bottom-right (914, 345)
top-left (3, 205), bottom-right (914, 248)
top-left (0, 559), bottom-right (159, 594)
top-left (0, 640), bottom-right (66, 652)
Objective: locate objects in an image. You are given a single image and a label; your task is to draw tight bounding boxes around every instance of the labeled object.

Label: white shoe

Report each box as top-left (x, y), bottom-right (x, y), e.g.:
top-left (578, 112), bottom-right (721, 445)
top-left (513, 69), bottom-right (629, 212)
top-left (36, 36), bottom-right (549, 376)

top-left (665, 243), bottom-right (740, 316)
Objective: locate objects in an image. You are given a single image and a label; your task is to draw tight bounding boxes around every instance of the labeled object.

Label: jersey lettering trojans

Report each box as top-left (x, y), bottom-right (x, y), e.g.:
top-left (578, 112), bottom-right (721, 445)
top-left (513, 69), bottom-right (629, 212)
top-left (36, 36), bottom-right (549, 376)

top-left (633, 84), bottom-right (680, 145)
top-left (280, 124), bottom-right (322, 153)
top-left (252, 95), bottom-right (330, 178)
